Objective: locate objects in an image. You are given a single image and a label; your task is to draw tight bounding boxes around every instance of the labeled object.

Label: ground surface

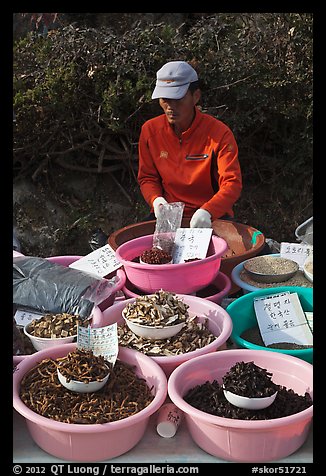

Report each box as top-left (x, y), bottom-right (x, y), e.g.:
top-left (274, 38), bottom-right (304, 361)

top-left (13, 165), bottom-right (147, 257)
top-left (13, 165), bottom-right (309, 258)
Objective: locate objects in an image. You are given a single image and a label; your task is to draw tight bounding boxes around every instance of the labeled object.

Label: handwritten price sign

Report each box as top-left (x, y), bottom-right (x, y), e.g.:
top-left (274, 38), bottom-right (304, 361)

top-left (253, 292), bottom-right (313, 347)
top-left (77, 322), bottom-right (119, 364)
top-left (280, 242), bottom-right (313, 269)
top-left (69, 244), bottom-right (122, 278)
top-left (172, 228), bottom-right (212, 264)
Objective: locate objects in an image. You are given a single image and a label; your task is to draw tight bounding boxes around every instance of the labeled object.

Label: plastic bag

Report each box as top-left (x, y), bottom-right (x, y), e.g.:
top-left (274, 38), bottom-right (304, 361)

top-left (153, 202), bottom-right (185, 255)
top-left (13, 256), bottom-right (116, 319)
top-left (295, 217), bottom-right (313, 245)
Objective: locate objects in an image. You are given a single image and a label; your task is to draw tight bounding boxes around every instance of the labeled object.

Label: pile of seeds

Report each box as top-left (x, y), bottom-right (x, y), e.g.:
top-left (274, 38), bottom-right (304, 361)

top-left (222, 361), bottom-right (278, 398)
top-left (118, 316), bottom-right (217, 356)
top-left (20, 357), bottom-right (154, 424)
top-left (244, 256), bottom-right (298, 276)
top-left (26, 313), bottom-right (81, 338)
top-left (239, 269), bottom-right (313, 288)
top-left (57, 349), bottom-right (111, 383)
top-left (123, 291), bottom-right (189, 327)
top-left (184, 368), bottom-right (312, 420)
top-left (240, 326), bottom-right (313, 349)
top-left (140, 247), bottom-right (173, 264)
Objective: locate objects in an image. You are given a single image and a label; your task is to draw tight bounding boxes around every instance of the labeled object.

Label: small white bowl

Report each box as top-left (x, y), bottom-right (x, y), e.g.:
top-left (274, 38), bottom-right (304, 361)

top-left (24, 324), bottom-right (76, 351)
top-left (223, 387), bottom-right (278, 410)
top-left (303, 257), bottom-right (313, 283)
top-left (57, 367), bottom-right (110, 393)
top-left (123, 317), bottom-right (185, 340)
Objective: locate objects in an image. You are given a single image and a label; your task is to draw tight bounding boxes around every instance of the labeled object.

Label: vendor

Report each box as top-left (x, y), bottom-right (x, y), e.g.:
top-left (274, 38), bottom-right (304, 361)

top-left (137, 60), bottom-right (242, 228)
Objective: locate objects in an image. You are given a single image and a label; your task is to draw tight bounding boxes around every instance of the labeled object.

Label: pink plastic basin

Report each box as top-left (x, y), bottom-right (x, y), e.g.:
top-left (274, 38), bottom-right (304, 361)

top-left (168, 349), bottom-right (313, 462)
top-left (122, 271), bottom-right (231, 305)
top-left (115, 234), bottom-right (228, 294)
top-left (101, 295), bottom-right (233, 377)
top-left (13, 343), bottom-right (167, 461)
top-left (46, 255), bottom-right (126, 311)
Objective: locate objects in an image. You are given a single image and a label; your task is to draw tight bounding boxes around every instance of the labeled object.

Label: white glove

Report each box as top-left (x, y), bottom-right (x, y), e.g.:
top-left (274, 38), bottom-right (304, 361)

top-left (153, 197), bottom-right (168, 218)
top-left (190, 209), bottom-right (212, 228)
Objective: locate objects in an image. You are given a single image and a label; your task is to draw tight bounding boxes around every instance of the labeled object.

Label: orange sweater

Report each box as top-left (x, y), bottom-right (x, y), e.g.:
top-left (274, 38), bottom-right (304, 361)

top-left (138, 107), bottom-right (242, 220)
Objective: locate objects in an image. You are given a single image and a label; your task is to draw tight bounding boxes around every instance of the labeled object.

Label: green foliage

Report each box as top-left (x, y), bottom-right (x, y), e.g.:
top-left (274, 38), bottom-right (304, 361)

top-left (13, 14), bottom-right (313, 240)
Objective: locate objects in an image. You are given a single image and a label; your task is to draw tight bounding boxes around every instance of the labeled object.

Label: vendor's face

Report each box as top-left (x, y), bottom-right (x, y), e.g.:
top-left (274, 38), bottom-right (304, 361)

top-left (159, 89), bottom-right (201, 134)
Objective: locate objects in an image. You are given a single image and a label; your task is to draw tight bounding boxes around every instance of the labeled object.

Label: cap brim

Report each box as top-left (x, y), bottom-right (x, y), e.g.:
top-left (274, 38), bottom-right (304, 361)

top-left (151, 83), bottom-right (190, 100)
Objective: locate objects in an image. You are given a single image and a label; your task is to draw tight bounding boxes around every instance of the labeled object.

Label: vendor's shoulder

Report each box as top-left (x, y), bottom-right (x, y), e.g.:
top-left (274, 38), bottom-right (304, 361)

top-left (200, 110), bottom-right (230, 129)
top-left (200, 110), bottom-right (234, 137)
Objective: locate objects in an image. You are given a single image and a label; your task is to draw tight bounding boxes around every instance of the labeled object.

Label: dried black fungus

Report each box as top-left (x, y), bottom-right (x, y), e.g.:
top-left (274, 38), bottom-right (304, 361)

top-left (222, 361), bottom-right (278, 397)
top-left (184, 362), bottom-right (312, 420)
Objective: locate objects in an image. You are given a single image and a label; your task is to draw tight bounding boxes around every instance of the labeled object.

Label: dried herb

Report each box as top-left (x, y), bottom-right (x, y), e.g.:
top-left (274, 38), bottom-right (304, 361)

top-left (122, 291), bottom-right (189, 327)
top-left (118, 317), bottom-right (216, 356)
top-left (27, 313), bottom-right (82, 338)
top-left (57, 349), bottom-right (111, 383)
top-left (20, 357), bottom-right (154, 424)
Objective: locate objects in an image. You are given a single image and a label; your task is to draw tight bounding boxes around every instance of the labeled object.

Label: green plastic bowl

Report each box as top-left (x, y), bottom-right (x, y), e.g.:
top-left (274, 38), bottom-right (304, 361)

top-left (226, 286), bottom-right (313, 363)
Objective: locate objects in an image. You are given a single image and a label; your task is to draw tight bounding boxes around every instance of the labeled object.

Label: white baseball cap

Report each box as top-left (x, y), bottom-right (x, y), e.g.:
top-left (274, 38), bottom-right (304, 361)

top-left (151, 61), bottom-right (198, 100)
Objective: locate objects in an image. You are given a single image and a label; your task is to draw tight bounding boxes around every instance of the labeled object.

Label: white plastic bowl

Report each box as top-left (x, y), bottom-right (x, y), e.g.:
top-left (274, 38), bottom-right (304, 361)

top-left (223, 388), bottom-right (278, 410)
top-left (57, 367), bottom-right (110, 393)
top-left (122, 316), bottom-right (185, 340)
top-left (303, 256), bottom-right (313, 283)
top-left (23, 323), bottom-right (76, 351)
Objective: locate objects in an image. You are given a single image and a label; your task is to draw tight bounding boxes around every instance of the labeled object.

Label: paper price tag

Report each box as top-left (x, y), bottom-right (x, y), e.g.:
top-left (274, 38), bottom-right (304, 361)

top-left (280, 242), bottom-right (313, 269)
top-left (253, 292), bottom-right (313, 347)
top-left (77, 323), bottom-right (119, 365)
top-left (172, 228), bottom-right (213, 264)
top-left (69, 244), bottom-right (122, 278)
top-left (14, 309), bottom-right (44, 327)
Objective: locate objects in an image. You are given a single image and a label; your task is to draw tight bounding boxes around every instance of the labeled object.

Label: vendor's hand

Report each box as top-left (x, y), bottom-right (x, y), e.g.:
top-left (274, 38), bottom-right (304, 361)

top-left (153, 197), bottom-right (168, 218)
top-left (190, 209), bottom-right (212, 228)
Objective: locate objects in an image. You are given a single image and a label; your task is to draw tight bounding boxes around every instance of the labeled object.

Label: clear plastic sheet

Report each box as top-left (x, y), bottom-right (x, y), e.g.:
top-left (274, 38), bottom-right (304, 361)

top-left (13, 256), bottom-right (116, 319)
top-left (153, 202), bottom-right (185, 255)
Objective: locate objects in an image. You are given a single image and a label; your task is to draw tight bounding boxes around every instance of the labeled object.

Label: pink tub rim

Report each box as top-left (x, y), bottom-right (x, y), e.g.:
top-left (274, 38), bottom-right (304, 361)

top-left (167, 348), bottom-right (313, 429)
top-left (122, 271), bottom-right (231, 302)
top-left (13, 343), bottom-right (167, 433)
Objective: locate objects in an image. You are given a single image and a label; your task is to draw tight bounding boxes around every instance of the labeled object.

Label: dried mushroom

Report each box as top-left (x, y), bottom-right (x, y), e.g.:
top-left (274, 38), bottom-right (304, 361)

top-left (118, 316), bottom-right (216, 356)
top-left (27, 313), bottom-right (82, 338)
top-left (123, 291), bottom-right (189, 327)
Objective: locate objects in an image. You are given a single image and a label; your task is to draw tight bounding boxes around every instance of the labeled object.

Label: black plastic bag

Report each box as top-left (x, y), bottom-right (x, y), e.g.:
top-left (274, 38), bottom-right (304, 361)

top-left (13, 256), bottom-right (114, 319)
